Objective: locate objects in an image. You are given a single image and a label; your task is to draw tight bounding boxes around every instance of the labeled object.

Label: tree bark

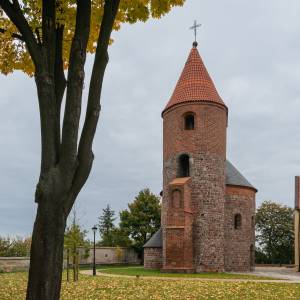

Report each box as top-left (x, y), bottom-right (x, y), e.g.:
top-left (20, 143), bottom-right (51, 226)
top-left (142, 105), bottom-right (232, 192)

top-left (26, 192), bottom-right (67, 300)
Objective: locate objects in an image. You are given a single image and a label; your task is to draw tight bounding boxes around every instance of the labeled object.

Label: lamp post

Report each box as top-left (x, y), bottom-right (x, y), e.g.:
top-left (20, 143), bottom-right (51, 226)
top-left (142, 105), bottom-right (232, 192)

top-left (295, 176), bottom-right (300, 271)
top-left (92, 225), bottom-right (97, 276)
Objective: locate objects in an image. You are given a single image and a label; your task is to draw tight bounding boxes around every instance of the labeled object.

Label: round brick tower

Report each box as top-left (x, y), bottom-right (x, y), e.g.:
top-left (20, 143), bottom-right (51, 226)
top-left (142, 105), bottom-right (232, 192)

top-left (162, 42), bottom-right (228, 272)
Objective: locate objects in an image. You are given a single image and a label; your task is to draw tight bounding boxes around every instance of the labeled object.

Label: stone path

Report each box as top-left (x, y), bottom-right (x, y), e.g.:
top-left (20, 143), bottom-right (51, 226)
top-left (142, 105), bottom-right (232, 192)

top-left (242, 266), bottom-right (300, 283)
top-left (80, 267), bottom-right (300, 284)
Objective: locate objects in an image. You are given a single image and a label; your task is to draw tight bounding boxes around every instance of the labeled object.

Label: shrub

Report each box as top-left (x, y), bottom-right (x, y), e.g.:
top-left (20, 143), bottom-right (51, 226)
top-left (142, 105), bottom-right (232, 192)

top-left (0, 236), bottom-right (31, 257)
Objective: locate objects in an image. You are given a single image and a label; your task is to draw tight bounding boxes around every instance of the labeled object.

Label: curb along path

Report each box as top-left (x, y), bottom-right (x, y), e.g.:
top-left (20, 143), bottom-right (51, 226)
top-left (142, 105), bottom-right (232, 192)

top-left (80, 270), bottom-right (299, 284)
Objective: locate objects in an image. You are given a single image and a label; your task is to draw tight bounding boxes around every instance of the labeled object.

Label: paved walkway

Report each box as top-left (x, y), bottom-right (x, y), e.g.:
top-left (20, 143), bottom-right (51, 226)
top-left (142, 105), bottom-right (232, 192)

top-left (243, 266), bottom-right (300, 283)
top-left (80, 267), bottom-right (300, 284)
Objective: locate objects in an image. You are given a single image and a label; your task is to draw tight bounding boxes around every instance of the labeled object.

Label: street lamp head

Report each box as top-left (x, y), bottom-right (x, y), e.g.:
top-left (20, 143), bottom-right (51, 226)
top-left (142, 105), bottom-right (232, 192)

top-left (92, 225), bottom-right (97, 232)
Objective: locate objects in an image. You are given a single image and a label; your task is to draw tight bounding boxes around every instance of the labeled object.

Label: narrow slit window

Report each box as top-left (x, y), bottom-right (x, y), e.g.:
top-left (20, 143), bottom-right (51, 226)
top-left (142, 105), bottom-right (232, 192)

top-left (184, 114), bottom-right (195, 130)
top-left (178, 154), bottom-right (190, 177)
top-left (234, 214), bottom-right (242, 229)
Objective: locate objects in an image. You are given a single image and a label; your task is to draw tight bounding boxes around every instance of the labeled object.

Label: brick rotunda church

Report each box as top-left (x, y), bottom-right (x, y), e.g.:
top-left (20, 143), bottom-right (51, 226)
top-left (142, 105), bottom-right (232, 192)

top-left (143, 41), bottom-right (257, 273)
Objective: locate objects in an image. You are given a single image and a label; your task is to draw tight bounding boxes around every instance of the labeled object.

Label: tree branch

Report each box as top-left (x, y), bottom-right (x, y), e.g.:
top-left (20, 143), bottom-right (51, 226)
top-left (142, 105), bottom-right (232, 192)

top-left (34, 73), bottom-right (58, 174)
top-left (78, 0), bottom-right (120, 158)
top-left (54, 25), bottom-right (66, 157)
top-left (31, 0), bottom-right (59, 175)
top-left (0, 0), bottom-right (41, 66)
top-left (41, 0), bottom-right (56, 74)
top-left (60, 0), bottom-right (91, 169)
top-left (0, 27), bottom-right (24, 41)
top-left (64, 152), bottom-right (94, 215)
top-left (64, 0), bottom-right (120, 213)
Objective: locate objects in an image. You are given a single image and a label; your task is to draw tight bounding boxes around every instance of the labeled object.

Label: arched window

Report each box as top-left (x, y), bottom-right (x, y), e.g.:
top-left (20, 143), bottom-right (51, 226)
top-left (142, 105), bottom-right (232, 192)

top-left (234, 214), bottom-right (242, 229)
top-left (184, 114), bottom-right (195, 130)
top-left (178, 154), bottom-right (190, 177)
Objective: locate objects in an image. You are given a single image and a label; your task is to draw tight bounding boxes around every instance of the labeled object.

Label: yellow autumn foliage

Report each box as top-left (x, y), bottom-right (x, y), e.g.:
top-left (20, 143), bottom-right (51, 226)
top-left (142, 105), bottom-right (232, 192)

top-left (0, 0), bottom-right (185, 75)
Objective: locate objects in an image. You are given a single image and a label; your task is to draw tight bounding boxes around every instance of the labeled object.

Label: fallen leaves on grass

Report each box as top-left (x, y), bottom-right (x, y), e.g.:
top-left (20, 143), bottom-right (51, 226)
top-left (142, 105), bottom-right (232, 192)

top-left (0, 272), bottom-right (299, 300)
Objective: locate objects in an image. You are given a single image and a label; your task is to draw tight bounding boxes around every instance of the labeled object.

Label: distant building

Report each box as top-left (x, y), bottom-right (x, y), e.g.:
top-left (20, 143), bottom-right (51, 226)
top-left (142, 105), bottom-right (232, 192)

top-left (144, 42), bottom-right (257, 273)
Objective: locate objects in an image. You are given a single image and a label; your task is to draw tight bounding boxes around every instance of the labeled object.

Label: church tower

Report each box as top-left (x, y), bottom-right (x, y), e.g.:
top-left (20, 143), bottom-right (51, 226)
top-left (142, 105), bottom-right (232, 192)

top-left (161, 41), bottom-right (228, 272)
top-left (144, 38), bottom-right (256, 273)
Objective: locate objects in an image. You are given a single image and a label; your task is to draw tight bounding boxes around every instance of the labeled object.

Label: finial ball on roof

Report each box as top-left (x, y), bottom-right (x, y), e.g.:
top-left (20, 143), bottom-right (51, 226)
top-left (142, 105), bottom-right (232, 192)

top-left (193, 41), bottom-right (198, 48)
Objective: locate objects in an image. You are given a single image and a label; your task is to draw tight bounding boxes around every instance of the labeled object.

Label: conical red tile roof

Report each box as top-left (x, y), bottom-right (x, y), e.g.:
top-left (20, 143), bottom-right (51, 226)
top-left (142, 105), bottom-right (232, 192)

top-left (163, 44), bottom-right (226, 114)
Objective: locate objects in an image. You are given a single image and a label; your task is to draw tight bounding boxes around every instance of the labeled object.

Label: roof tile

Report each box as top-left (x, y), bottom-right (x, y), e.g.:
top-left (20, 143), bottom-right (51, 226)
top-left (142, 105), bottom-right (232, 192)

top-left (163, 45), bottom-right (226, 114)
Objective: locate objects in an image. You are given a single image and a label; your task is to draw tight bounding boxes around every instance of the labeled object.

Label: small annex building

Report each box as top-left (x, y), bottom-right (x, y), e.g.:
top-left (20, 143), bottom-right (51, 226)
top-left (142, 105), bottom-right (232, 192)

top-left (143, 41), bottom-right (257, 273)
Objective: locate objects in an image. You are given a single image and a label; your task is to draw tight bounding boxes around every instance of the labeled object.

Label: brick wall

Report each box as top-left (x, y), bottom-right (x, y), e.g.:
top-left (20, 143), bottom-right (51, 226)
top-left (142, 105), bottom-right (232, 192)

top-left (163, 102), bottom-right (227, 160)
top-left (0, 248), bottom-right (140, 273)
top-left (224, 186), bottom-right (256, 272)
top-left (0, 257), bottom-right (30, 272)
top-left (163, 178), bottom-right (194, 271)
top-left (78, 247), bottom-right (140, 265)
top-left (162, 102), bottom-right (227, 272)
top-left (144, 248), bottom-right (162, 269)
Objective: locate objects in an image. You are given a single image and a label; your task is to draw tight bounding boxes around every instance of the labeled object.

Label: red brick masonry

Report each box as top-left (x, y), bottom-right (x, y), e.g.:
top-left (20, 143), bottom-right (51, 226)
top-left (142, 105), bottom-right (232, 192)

top-left (144, 248), bottom-right (162, 269)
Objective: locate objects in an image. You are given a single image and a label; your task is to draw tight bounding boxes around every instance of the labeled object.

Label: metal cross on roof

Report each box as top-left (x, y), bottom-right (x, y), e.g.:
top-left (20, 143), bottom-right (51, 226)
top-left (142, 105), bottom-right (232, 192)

top-left (189, 20), bottom-right (201, 43)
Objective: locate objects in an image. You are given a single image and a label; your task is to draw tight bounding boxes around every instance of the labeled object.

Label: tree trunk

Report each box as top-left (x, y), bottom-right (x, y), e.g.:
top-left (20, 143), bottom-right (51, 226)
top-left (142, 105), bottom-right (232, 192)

top-left (22, 0), bottom-right (120, 297)
top-left (26, 192), bottom-right (67, 300)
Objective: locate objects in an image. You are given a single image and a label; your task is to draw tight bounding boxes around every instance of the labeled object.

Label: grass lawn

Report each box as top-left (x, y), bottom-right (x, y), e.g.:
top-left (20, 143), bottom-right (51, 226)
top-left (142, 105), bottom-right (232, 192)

top-left (99, 266), bottom-right (276, 280)
top-left (1, 272), bottom-right (300, 300)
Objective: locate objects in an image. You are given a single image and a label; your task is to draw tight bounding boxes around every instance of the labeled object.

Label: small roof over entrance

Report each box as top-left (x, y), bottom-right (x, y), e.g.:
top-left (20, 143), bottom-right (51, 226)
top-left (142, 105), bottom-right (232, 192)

top-left (143, 228), bottom-right (162, 248)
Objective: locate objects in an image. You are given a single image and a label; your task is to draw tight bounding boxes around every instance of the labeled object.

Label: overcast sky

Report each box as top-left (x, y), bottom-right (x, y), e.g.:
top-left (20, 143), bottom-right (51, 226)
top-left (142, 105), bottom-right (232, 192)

top-left (1, 0), bottom-right (300, 238)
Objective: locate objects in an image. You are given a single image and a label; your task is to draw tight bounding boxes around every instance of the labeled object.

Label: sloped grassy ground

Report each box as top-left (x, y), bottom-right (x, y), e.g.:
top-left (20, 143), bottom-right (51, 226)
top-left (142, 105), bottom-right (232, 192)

top-left (1, 272), bottom-right (300, 300)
